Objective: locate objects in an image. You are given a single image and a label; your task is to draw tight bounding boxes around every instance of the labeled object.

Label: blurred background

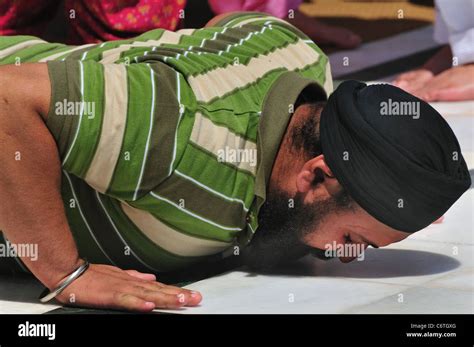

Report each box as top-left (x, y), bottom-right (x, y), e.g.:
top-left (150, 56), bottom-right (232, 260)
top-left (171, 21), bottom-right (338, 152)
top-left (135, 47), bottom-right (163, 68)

top-left (0, 0), bottom-right (442, 83)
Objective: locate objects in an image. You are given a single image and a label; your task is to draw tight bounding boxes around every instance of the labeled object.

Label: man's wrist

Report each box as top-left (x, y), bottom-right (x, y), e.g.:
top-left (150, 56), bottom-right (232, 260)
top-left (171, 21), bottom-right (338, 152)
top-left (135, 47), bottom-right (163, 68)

top-left (40, 260), bottom-right (90, 303)
top-left (43, 257), bottom-right (84, 290)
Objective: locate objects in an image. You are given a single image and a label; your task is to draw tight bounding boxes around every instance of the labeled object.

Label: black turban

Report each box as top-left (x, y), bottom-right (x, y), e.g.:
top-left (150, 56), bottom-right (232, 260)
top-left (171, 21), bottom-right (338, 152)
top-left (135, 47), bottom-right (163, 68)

top-left (320, 80), bottom-right (471, 232)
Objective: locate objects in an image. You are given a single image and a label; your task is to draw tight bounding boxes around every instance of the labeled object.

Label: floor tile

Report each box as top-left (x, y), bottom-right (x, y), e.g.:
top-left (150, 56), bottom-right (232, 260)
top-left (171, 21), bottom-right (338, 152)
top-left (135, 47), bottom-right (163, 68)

top-left (344, 286), bottom-right (473, 314)
top-left (154, 271), bottom-right (409, 314)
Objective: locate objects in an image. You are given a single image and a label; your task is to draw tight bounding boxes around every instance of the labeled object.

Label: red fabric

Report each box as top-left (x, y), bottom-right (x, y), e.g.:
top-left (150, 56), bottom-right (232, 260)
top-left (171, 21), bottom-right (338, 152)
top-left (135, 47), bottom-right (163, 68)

top-left (65, 0), bottom-right (186, 43)
top-left (0, 0), bottom-right (185, 43)
top-left (0, 0), bottom-right (59, 36)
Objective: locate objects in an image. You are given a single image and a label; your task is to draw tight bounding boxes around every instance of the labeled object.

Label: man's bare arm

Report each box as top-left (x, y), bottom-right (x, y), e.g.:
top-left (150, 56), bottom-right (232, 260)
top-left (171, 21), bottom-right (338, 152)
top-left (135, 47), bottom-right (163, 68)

top-left (0, 63), bottom-right (202, 311)
top-left (0, 63), bottom-right (80, 287)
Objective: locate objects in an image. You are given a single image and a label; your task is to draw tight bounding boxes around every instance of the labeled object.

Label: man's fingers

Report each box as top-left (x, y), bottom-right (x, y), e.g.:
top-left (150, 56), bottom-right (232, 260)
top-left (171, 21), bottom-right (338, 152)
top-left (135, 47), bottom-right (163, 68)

top-left (162, 286), bottom-right (202, 306)
top-left (112, 293), bottom-right (156, 312)
top-left (147, 283), bottom-right (202, 306)
top-left (94, 266), bottom-right (161, 284)
top-left (135, 281), bottom-right (202, 306)
top-left (130, 285), bottom-right (186, 309)
top-left (124, 269), bottom-right (157, 281)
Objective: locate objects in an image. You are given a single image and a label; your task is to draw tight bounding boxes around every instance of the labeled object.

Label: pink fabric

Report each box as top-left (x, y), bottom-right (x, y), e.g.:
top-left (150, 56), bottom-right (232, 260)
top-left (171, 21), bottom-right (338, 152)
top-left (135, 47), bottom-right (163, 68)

top-left (208, 0), bottom-right (302, 19)
top-left (66, 0), bottom-right (186, 43)
top-left (0, 0), bottom-right (185, 43)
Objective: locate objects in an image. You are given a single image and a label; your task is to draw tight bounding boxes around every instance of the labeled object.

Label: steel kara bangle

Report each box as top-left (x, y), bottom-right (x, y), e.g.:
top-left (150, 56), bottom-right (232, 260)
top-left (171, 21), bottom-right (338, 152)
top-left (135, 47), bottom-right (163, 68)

top-left (39, 260), bottom-right (90, 303)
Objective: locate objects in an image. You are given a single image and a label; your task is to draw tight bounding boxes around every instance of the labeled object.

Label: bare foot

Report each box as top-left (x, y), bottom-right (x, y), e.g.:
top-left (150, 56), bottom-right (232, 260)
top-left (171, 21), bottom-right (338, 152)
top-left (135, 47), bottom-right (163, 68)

top-left (415, 64), bottom-right (474, 102)
top-left (288, 10), bottom-right (362, 49)
top-left (393, 45), bottom-right (453, 94)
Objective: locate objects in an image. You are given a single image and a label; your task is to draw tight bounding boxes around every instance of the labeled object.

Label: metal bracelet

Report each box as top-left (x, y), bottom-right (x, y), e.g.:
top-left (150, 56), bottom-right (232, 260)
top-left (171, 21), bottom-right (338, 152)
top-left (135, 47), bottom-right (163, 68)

top-left (39, 261), bottom-right (90, 303)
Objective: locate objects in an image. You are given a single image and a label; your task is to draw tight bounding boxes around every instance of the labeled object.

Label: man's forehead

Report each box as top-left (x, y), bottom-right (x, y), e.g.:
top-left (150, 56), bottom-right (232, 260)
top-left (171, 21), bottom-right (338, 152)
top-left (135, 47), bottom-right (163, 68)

top-left (363, 223), bottom-right (411, 246)
top-left (347, 212), bottom-right (411, 246)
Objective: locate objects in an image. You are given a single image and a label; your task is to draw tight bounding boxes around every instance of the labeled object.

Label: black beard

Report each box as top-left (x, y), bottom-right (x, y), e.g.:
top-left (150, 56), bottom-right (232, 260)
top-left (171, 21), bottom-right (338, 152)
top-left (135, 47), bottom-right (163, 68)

top-left (241, 190), bottom-right (326, 272)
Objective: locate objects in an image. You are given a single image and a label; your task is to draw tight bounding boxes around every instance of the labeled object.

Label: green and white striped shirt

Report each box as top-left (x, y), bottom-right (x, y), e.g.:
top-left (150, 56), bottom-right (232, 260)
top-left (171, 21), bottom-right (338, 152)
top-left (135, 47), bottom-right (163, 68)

top-left (0, 12), bottom-right (332, 273)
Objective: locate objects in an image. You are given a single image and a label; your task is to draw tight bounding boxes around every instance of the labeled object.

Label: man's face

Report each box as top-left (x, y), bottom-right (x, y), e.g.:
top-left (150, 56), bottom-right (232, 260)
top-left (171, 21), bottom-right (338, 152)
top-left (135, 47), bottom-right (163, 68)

top-left (302, 202), bottom-right (410, 263)
top-left (242, 187), bottom-right (409, 271)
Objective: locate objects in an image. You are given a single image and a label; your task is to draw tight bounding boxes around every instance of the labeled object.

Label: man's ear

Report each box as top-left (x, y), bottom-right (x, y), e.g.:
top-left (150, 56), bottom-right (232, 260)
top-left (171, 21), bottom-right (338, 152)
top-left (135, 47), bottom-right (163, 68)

top-left (295, 154), bottom-right (337, 194)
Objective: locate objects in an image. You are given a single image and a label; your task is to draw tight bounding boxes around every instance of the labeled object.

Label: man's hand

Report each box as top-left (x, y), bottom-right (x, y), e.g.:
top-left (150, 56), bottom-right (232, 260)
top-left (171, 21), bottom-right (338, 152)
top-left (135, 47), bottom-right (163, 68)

top-left (56, 264), bottom-right (202, 312)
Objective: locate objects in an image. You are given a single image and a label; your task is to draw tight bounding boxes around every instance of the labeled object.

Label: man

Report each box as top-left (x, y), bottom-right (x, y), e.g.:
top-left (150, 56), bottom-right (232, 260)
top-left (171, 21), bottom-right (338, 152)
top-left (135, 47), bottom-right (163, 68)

top-left (0, 12), bottom-right (470, 312)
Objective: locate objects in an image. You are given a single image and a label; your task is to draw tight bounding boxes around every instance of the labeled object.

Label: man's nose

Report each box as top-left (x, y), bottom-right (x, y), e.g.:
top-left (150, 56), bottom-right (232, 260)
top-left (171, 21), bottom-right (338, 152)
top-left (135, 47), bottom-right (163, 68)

top-left (339, 256), bottom-right (357, 263)
top-left (339, 243), bottom-right (368, 263)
